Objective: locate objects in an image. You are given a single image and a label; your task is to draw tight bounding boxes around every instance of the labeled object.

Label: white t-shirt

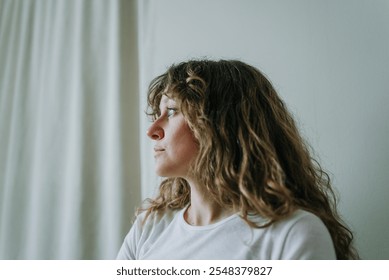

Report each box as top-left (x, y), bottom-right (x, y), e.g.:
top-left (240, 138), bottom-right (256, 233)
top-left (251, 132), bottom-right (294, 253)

top-left (116, 206), bottom-right (336, 260)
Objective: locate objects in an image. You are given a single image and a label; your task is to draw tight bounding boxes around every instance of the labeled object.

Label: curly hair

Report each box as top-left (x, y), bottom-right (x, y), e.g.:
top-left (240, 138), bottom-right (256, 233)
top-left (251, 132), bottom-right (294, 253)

top-left (142, 59), bottom-right (358, 260)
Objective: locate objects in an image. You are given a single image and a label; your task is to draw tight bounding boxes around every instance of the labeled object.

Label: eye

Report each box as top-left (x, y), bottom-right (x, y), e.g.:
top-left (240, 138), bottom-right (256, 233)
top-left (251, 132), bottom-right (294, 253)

top-left (167, 108), bottom-right (177, 118)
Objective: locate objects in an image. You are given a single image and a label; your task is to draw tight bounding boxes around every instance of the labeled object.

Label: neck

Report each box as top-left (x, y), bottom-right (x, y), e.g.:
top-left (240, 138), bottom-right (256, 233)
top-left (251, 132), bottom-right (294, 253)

top-left (184, 178), bottom-right (234, 226)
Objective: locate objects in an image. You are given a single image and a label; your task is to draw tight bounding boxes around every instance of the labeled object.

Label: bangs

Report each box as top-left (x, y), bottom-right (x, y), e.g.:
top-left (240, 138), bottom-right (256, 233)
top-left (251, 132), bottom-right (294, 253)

top-left (146, 74), bottom-right (167, 121)
top-left (146, 68), bottom-right (195, 121)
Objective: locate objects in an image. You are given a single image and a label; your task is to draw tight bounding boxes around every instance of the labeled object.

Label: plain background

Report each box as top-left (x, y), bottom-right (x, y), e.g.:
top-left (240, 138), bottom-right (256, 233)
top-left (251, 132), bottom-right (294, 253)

top-left (138, 0), bottom-right (389, 259)
top-left (1, 0), bottom-right (388, 260)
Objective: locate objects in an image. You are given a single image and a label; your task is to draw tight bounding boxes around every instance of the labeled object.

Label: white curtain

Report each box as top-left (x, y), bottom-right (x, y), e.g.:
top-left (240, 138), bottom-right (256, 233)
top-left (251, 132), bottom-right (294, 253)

top-left (0, 0), bottom-right (141, 259)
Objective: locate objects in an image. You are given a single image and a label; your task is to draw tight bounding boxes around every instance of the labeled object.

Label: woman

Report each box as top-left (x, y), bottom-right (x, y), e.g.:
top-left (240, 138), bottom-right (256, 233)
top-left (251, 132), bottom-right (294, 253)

top-left (117, 59), bottom-right (358, 259)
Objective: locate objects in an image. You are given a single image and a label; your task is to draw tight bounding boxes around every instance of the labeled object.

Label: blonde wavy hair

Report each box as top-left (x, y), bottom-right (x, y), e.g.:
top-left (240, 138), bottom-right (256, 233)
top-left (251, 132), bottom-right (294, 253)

top-left (142, 59), bottom-right (358, 259)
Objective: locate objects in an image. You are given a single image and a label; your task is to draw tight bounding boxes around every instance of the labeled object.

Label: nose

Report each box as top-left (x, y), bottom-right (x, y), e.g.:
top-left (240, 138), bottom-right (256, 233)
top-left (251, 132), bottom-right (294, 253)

top-left (147, 120), bottom-right (164, 140)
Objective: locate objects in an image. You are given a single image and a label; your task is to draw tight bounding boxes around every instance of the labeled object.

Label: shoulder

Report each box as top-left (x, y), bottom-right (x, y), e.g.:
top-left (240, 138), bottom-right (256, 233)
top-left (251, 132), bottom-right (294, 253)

top-left (138, 208), bottom-right (181, 230)
top-left (116, 207), bottom-right (183, 259)
top-left (275, 209), bottom-right (328, 231)
top-left (272, 209), bottom-right (336, 259)
top-left (128, 207), bottom-right (181, 241)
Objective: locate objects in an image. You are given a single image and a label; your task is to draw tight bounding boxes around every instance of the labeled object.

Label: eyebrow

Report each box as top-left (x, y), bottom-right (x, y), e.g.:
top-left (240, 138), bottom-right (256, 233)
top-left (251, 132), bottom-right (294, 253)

top-left (161, 94), bottom-right (177, 104)
top-left (159, 95), bottom-right (175, 111)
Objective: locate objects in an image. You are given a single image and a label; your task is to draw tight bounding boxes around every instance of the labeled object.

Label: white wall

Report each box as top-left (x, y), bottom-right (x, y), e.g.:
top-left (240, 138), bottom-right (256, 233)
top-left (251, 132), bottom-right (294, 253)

top-left (138, 0), bottom-right (389, 259)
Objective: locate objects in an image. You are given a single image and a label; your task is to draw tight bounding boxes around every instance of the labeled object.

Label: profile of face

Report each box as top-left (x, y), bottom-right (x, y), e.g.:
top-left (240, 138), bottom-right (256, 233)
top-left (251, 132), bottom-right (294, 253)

top-left (147, 95), bottom-right (198, 178)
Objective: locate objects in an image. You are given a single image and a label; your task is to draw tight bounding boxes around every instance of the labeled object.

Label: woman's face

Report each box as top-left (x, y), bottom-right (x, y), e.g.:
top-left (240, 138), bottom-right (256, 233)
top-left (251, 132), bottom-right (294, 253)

top-left (147, 95), bottom-right (198, 178)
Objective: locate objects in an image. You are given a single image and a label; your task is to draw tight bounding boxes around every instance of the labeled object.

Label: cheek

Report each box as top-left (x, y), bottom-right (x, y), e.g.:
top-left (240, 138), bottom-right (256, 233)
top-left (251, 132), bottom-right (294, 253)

top-left (174, 127), bottom-right (198, 157)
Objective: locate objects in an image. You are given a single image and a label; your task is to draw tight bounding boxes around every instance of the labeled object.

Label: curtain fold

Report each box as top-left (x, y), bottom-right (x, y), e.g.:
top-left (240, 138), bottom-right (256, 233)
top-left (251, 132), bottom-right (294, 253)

top-left (0, 0), bottom-right (140, 259)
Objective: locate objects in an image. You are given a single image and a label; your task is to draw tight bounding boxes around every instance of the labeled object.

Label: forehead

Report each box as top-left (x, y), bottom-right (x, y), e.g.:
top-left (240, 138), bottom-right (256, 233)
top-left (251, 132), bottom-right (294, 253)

top-left (160, 94), bottom-right (176, 106)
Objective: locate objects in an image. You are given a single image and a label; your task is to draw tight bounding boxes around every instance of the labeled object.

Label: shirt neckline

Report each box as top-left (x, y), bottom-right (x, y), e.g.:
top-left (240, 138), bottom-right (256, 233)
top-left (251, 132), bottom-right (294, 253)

top-left (178, 205), bottom-right (240, 231)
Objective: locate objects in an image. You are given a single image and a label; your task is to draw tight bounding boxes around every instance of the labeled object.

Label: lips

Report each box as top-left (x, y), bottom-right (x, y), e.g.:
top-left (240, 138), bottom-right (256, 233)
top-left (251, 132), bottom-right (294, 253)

top-left (153, 147), bottom-right (165, 156)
